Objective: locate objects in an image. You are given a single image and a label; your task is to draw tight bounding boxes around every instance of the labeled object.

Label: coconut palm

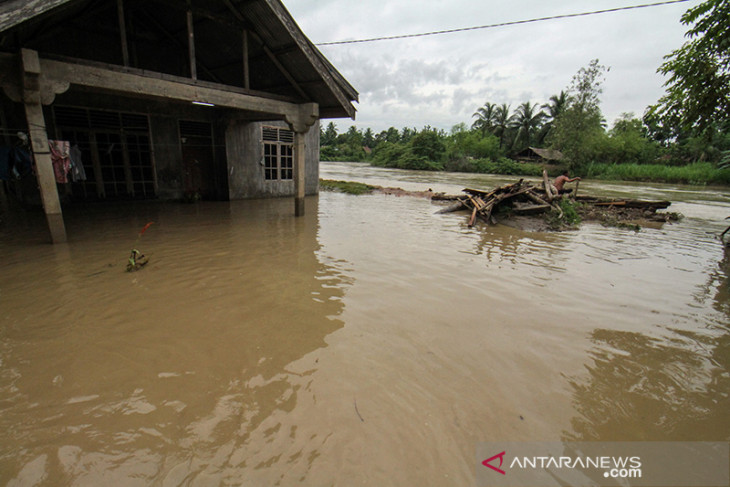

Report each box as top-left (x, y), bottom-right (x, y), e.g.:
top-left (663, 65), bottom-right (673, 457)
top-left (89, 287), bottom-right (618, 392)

top-left (511, 101), bottom-right (546, 151)
top-left (492, 103), bottom-right (515, 149)
top-left (472, 102), bottom-right (498, 136)
top-left (539, 91), bottom-right (569, 143)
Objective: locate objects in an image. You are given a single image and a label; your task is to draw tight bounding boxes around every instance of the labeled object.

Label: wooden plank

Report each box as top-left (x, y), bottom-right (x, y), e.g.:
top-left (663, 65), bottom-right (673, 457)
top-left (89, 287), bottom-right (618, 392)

top-left (543, 169), bottom-right (555, 202)
top-left (466, 195), bottom-right (479, 227)
top-left (117, 0), bottom-right (130, 67)
top-left (525, 191), bottom-right (550, 207)
top-left (242, 30), bottom-right (250, 90)
top-left (187, 3), bottom-right (197, 80)
top-left (39, 57), bottom-right (308, 119)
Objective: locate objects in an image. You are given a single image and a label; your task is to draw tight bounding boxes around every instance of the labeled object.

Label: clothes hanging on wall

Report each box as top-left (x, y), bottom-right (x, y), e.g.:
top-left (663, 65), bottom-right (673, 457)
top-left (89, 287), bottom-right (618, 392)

top-left (69, 144), bottom-right (87, 182)
top-left (0, 146), bottom-right (33, 181)
top-left (49, 140), bottom-right (71, 183)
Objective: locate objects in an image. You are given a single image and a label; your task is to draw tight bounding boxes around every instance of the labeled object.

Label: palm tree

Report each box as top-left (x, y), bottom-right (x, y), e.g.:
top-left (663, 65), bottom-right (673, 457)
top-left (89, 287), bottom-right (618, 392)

top-left (512, 101), bottom-right (546, 151)
top-left (543, 91), bottom-right (569, 121)
top-left (492, 103), bottom-right (515, 149)
top-left (539, 91), bottom-right (569, 143)
top-left (472, 102), bottom-right (497, 136)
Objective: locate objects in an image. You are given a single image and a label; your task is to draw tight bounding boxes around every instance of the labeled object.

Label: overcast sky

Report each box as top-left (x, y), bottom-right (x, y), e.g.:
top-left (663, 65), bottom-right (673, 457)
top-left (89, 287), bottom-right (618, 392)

top-left (286, 0), bottom-right (699, 134)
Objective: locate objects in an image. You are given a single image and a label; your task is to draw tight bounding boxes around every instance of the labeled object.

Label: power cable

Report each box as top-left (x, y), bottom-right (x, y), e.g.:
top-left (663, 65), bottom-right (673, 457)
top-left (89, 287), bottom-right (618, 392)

top-left (315, 0), bottom-right (694, 46)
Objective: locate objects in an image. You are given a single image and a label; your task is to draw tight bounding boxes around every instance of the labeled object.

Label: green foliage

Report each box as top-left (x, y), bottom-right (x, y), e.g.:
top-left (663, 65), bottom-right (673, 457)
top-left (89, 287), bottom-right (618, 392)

top-left (444, 157), bottom-right (543, 176)
top-left (539, 91), bottom-right (569, 143)
top-left (472, 102), bottom-right (498, 135)
top-left (446, 126), bottom-right (502, 161)
top-left (511, 101), bottom-right (546, 152)
top-left (411, 127), bottom-right (447, 162)
top-left (321, 122), bottom-right (338, 146)
top-left (371, 140), bottom-right (444, 171)
top-left (549, 59), bottom-right (609, 170)
top-left (582, 161), bottom-right (730, 185)
top-left (319, 179), bottom-right (375, 195)
top-left (598, 113), bottom-right (661, 164)
top-left (654, 0), bottom-right (730, 138)
top-left (720, 151), bottom-right (730, 170)
top-left (559, 199), bottom-right (582, 226)
top-left (546, 199), bottom-right (581, 230)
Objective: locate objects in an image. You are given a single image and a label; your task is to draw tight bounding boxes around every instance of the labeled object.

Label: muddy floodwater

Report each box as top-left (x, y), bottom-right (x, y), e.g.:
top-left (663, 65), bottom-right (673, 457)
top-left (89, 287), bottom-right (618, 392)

top-left (1, 161), bottom-right (729, 485)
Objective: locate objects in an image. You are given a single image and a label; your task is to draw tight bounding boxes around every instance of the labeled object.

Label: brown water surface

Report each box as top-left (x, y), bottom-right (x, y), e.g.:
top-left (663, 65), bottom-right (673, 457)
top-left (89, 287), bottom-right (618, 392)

top-left (1, 162), bottom-right (729, 485)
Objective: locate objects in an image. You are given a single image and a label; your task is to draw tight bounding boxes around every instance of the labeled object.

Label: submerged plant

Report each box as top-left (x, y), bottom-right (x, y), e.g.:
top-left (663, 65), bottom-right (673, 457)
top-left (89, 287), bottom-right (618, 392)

top-left (546, 198), bottom-right (582, 230)
top-left (126, 222), bottom-right (154, 272)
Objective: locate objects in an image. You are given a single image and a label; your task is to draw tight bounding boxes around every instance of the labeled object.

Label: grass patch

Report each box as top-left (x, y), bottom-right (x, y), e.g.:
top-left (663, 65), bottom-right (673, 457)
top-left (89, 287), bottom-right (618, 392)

top-left (546, 198), bottom-right (582, 230)
top-left (582, 161), bottom-right (730, 185)
top-left (319, 179), bottom-right (375, 195)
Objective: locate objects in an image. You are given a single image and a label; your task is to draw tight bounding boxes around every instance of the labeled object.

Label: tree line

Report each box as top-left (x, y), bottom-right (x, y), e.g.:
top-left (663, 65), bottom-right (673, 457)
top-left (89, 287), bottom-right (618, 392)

top-left (320, 0), bottom-right (730, 184)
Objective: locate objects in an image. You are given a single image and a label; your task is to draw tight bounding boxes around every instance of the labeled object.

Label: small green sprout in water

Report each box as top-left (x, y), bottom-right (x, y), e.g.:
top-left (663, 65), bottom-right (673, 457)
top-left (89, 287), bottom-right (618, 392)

top-left (126, 222), bottom-right (154, 272)
top-left (127, 249), bottom-right (149, 272)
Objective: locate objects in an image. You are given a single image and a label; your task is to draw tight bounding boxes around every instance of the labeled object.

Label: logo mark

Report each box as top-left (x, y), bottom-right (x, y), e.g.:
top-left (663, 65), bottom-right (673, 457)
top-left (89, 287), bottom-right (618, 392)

top-left (482, 451), bottom-right (506, 475)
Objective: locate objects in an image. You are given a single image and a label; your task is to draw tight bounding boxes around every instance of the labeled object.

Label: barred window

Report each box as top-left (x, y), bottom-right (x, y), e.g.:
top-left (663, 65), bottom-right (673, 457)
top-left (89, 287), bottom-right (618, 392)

top-left (263, 126), bottom-right (294, 181)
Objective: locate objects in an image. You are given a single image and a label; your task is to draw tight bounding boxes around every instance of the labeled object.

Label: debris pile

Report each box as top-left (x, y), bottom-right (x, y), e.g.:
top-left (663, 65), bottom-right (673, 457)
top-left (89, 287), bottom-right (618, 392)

top-left (437, 178), bottom-right (677, 230)
top-left (438, 179), bottom-right (564, 227)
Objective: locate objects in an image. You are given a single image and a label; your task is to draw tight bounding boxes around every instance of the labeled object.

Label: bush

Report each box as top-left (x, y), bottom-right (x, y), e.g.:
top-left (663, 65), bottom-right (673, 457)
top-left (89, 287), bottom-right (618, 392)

top-left (474, 157), bottom-right (544, 176)
top-left (581, 161), bottom-right (730, 185)
top-left (370, 141), bottom-right (444, 171)
top-left (447, 130), bottom-right (502, 161)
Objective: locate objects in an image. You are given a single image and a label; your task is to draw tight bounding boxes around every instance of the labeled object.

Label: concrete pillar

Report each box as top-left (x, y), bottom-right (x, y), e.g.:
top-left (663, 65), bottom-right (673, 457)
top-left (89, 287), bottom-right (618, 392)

top-left (294, 129), bottom-right (307, 217)
top-left (21, 49), bottom-right (67, 243)
top-left (286, 103), bottom-right (318, 217)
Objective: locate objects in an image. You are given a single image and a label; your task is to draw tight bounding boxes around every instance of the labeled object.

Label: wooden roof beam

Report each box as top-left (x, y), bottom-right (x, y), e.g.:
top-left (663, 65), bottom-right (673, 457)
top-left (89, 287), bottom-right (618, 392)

top-left (136, 10), bottom-right (223, 84)
top-left (37, 55), bottom-right (317, 128)
top-left (221, 0), bottom-right (310, 101)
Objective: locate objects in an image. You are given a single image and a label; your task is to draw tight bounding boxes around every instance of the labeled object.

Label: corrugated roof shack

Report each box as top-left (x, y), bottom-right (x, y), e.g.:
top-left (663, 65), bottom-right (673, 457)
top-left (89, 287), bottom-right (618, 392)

top-left (0, 0), bottom-right (357, 243)
top-left (515, 147), bottom-right (564, 163)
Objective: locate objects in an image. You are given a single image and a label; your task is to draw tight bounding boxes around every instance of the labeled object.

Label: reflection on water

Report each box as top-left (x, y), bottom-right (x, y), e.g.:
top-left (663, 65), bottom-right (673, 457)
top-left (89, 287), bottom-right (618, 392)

top-left (565, 327), bottom-right (730, 442)
top-left (1, 198), bottom-right (350, 484)
top-left (1, 162), bottom-right (730, 485)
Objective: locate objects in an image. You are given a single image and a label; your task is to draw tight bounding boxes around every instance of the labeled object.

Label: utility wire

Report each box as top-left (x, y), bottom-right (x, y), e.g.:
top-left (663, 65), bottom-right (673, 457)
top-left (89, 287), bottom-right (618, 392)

top-left (315, 0), bottom-right (693, 46)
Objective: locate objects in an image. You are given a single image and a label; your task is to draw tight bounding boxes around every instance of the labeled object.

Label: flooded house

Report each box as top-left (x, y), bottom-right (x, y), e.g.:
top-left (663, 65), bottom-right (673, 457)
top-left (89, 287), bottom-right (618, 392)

top-left (0, 0), bottom-right (358, 243)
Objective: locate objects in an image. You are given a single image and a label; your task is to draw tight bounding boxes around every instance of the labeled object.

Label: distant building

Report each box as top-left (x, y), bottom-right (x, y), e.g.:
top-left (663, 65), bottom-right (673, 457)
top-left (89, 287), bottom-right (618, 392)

top-left (515, 147), bottom-right (564, 163)
top-left (0, 0), bottom-right (357, 242)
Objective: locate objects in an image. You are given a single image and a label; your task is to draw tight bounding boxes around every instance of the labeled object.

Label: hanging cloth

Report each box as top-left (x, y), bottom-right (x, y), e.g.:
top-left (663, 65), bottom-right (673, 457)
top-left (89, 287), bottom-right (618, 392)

top-left (69, 144), bottom-right (87, 182)
top-left (49, 140), bottom-right (71, 183)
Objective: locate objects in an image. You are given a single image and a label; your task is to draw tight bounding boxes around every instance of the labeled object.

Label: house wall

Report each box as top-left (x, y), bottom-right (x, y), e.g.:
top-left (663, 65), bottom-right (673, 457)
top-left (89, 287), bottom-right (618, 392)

top-left (40, 90), bottom-right (230, 202)
top-left (226, 119), bottom-right (319, 200)
top-left (3, 84), bottom-right (322, 203)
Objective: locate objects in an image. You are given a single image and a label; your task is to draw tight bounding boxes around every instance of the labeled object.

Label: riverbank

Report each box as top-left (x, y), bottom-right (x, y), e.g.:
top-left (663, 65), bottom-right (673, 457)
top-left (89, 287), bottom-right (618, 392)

top-left (326, 159), bottom-right (730, 186)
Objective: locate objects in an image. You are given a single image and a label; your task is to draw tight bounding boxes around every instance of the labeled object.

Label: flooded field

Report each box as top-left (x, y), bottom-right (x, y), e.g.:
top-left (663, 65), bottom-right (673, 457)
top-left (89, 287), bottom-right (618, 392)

top-left (1, 161), bottom-right (729, 485)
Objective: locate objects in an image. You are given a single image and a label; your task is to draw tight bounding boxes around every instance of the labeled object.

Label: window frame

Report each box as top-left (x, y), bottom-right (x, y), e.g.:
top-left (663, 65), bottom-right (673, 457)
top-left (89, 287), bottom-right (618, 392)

top-left (262, 126), bottom-right (295, 181)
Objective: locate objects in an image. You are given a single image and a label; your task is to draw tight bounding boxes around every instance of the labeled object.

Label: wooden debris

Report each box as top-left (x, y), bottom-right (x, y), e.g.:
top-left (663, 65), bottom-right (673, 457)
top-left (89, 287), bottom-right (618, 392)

top-left (591, 199), bottom-right (670, 210)
top-left (441, 178), bottom-right (674, 230)
top-left (459, 179), bottom-right (558, 227)
top-left (542, 170), bottom-right (555, 202)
